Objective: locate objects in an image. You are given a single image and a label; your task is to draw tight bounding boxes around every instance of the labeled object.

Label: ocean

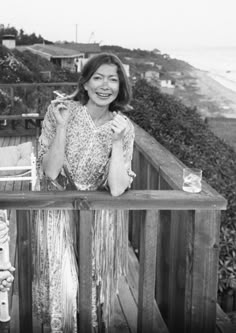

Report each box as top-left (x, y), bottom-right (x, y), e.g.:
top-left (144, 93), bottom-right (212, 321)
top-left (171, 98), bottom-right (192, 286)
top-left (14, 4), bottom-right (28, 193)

top-left (167, 46), bottom-right (236, 93)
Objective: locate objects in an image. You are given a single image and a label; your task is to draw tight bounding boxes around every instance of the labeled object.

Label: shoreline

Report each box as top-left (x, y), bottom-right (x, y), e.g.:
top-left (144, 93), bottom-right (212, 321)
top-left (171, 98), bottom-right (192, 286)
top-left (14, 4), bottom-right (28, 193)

top-left (174, 68), bottom-right (236, 119)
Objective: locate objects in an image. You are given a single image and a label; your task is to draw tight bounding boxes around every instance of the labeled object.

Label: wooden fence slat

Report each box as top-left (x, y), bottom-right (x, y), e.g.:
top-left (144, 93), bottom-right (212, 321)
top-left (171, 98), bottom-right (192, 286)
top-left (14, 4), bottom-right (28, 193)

top-left (187, 210), bottom-right (221, 333)
top-left (167, 210), bottom-right (194, 333)
top-left (138, 210), bottom-right (158, 333)
top-left (16, 210), bottom-right (32, 333)
top-left (79, 210), bottom-right (93, 333)
top-left (129, 146), bottom-right (141, 251)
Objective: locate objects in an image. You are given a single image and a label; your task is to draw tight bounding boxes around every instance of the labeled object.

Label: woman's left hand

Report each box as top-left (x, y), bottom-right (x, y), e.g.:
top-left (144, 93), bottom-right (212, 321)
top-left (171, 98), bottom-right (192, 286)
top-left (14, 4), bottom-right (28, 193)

top-left (0, 268), bottom-right (15, 292)
top-left (111, 112), bottom-right (128, 142)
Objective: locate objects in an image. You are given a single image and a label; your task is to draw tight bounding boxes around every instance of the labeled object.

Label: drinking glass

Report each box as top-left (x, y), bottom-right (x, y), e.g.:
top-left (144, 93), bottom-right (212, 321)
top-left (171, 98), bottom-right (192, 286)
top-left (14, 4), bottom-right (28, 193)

top-left (182, 168), bottom-right (202, 193)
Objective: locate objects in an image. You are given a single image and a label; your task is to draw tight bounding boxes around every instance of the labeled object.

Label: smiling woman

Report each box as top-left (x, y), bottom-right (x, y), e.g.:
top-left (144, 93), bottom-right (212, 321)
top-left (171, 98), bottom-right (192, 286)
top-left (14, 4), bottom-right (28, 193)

top-left (33, 53), bottom-right (135, 332)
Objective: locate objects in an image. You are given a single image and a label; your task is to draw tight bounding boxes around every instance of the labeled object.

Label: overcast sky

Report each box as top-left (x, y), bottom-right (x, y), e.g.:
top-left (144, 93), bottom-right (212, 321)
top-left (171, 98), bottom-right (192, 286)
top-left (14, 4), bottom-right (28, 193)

top-left (1, 0), bottom-right (236, 54)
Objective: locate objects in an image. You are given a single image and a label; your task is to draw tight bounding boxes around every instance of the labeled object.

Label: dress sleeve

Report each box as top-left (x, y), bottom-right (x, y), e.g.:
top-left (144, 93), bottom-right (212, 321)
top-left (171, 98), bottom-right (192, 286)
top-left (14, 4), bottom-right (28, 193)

top-left (122, 119), bottom-right (136, 188)
top-left (37, 103), bottom-right (57, 176)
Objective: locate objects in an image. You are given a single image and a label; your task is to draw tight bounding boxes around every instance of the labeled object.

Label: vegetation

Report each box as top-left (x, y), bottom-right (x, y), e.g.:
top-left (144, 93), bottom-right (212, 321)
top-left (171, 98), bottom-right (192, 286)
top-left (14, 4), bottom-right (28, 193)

top-left (129, 80), bottom-right (236, 302)
top-left (0, 26), bottom-right (52, 45)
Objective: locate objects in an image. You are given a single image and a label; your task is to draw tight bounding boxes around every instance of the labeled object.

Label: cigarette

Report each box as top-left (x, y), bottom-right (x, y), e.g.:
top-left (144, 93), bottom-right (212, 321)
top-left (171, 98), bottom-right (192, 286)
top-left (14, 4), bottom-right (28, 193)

top-left (53, 91), bottom-right (65, 98)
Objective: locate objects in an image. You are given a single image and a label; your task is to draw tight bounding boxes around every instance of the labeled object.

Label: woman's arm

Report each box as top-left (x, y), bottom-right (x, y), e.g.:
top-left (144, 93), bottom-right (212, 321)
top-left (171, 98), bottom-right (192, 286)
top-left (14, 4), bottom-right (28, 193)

top-left (40, 100), bottom-right (70, 180)
top-left (42, 124), bottom-right (67, 180)
top-left (108, 138), bottom-right (131, 196)
top-left (108, 112), bottom-right (135, 196)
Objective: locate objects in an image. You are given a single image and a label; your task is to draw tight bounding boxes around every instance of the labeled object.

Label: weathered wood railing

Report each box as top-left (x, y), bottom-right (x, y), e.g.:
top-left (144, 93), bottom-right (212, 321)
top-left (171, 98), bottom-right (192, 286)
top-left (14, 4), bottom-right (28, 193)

top-left (0, 189), bottom-right (226, 333)
top-left (0, 84), bottom-right (228, 332)
top-left (131, 124), bottom-right (227, 333)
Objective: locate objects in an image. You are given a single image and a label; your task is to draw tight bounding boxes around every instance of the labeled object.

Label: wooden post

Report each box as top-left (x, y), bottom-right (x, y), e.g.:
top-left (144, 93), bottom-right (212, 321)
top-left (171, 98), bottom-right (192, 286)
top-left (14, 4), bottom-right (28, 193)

top-left (187, 210), bottom-right (221, 333)
top-left (138, 210), bottom-right (158, 333)
top-left (79, 210), bottom-right (93, 333)
top-left (16, 210), bottom-right (32, 333)
top-left (167, 210), bottom-right (194, 333)
top-left (130, 146), bottom-right (141, 252)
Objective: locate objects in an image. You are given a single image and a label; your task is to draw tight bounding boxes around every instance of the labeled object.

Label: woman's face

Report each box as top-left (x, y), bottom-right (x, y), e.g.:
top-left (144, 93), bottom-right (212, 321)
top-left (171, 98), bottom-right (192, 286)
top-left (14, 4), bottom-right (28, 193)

top-left (84, 64), bottom-right (120, 108)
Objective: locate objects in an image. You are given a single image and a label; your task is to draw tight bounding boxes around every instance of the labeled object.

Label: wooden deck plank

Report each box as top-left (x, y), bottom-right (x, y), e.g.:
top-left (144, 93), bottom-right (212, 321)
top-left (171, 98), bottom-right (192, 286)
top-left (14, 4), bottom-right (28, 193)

top-left (127, 245), bottom-right (169, 333)
top-left (117, 276), bottom-right (137, 333)
top-left (109, 291), bottom-right (130, 333)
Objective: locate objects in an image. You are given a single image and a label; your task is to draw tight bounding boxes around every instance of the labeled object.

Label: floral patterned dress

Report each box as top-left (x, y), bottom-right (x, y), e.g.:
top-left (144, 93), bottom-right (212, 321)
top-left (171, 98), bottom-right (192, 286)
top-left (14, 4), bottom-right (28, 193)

top-left (32, 101), bottom-right (135, 333)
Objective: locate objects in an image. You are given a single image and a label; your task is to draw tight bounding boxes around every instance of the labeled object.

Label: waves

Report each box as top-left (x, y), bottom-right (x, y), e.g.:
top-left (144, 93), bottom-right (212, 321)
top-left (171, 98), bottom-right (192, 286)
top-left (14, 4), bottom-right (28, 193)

top-left (168, 46), bottom-right (236, 93)
top-left (208, 71), bottom-right (236, 93)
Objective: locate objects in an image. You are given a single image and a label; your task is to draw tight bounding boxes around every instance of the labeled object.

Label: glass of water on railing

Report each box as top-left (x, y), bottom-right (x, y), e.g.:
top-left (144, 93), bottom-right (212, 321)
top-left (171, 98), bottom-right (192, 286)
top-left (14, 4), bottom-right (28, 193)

top-left (182, 168), bottom-right (202, 193)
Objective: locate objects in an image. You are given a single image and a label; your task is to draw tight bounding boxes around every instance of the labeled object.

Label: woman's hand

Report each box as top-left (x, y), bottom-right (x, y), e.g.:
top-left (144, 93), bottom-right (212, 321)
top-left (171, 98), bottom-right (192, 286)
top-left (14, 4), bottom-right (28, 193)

top-left (51, 99), bottom-right (70, 128)
top-left (111, 112), bottom-right (129, 142)
top-left (0, 267), bottom-right (15, 292)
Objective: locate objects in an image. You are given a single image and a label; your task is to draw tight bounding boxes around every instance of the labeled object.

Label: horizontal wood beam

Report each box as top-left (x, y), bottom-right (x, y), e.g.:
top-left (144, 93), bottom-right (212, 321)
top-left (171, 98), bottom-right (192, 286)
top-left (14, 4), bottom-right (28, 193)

top-left (0, 82), bottom-right (77, 88)
top-left (0, 190), bottom-right (227, 210)
top-left (0, 115), bottom-right (44, 120)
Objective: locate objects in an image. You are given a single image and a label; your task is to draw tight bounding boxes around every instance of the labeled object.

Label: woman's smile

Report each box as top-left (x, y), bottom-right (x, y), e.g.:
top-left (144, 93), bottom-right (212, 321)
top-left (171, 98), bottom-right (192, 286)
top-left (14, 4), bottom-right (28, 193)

top-left (96, 92), bottom-right (112, 98)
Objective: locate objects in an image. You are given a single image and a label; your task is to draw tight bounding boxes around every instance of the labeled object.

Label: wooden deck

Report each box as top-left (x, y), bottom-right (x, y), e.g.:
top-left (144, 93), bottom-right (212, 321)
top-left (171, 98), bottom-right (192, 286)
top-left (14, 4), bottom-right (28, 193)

top-left (0, 135), bottom-right (168, 333)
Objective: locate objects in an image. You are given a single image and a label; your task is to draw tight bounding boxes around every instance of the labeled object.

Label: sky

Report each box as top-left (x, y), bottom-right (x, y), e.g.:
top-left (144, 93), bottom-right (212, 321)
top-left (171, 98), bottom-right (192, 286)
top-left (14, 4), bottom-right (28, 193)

top-left (1, 0), bottom-right (236, 55)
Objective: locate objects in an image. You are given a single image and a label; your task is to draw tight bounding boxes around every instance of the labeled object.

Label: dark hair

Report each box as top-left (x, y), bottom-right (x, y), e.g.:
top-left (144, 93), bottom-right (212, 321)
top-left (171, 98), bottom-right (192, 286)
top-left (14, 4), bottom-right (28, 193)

top-left (73, 53), bottom-right (131, 111)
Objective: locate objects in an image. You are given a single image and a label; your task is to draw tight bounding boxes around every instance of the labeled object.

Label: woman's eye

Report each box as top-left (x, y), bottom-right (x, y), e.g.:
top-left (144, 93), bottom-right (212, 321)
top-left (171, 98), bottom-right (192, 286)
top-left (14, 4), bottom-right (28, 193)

top-left (110, 78), bottom-right (118, 82)
top-left (93, 76), bottom-right (101, 80)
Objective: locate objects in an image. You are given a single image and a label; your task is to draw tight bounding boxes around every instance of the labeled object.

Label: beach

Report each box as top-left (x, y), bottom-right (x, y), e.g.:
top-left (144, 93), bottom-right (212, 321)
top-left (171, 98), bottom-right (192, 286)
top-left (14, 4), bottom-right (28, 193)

top-left (172, 68), bottom-right (236, 150)
top-left (174, 68), bottom-right (236, 119)
top-left (191, 69), bottom-right (236, 118)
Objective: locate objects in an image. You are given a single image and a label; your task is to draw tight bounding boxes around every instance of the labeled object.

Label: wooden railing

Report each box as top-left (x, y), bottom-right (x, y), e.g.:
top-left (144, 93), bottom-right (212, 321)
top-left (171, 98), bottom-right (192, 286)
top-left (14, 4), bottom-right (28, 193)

top-left (0, 189), bottom-right (226, 333)
top-left (130, 124), bottom-right (227, 333)
top-left (0, 84), bottom-right (228, 333)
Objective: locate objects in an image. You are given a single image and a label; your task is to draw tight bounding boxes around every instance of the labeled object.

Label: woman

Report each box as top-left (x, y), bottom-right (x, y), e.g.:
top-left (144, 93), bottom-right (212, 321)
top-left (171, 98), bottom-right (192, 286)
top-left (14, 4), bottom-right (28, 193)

top-left (33, 53), bottom-right (135, 332)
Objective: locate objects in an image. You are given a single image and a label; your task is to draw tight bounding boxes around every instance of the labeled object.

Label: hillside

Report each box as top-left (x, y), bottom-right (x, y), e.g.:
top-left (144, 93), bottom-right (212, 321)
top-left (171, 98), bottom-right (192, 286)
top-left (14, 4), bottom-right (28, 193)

top-left (101, 44), bottom-right (193, 79)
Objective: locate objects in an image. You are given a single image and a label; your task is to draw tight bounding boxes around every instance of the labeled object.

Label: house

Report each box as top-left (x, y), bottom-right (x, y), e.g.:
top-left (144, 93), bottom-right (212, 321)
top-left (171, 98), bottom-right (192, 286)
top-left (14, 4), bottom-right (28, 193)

top-left (162, 53), bottom-right (170, 60)
top-left (1, 34), bottom-right (16, 49)
top-left (159, 73), bottom-right (175, 94)
top-left (16, 43), bottom-right (101, 72)
top-left (144, 61), bottom-right (155, 67)
top-left (144, 70), bottom-right (160, 85)
top-left (169, 71), bottom-right (182, 78)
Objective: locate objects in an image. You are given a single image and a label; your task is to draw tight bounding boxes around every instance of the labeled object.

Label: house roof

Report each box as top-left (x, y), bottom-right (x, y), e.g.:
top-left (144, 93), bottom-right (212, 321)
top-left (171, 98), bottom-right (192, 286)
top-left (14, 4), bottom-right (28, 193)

top-left (26, 44), bottom-right (82, 58)
top-left (16, 43), bottom-right (101, 59)
top-left (54, 43), bottom-right (101, 54)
